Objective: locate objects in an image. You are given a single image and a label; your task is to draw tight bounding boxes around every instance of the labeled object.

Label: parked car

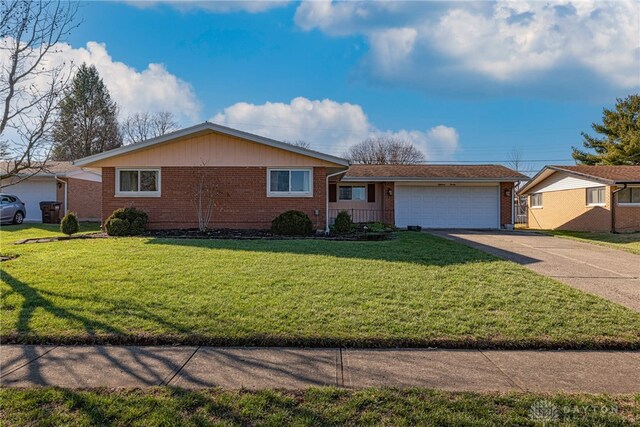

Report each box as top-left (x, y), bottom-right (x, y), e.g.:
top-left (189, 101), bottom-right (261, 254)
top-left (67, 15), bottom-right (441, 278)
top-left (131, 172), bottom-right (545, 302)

top-left (0, 193), bottom-right (26, 224)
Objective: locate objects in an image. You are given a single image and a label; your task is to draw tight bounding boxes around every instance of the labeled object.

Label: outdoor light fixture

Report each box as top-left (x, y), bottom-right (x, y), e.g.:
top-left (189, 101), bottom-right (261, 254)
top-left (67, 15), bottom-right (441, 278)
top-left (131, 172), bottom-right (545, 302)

top-left (504, 188), bottom-right (512, 197)
top-left (387, 189), bottom-right (393, 196)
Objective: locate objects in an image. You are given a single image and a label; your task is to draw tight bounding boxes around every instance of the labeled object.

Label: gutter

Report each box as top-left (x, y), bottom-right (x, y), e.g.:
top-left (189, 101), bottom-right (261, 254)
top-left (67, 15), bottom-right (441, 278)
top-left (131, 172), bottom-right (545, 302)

top-left (325, 169), bottom-right (348, 233)
top-left (55, 176), bottom-right (68, 215)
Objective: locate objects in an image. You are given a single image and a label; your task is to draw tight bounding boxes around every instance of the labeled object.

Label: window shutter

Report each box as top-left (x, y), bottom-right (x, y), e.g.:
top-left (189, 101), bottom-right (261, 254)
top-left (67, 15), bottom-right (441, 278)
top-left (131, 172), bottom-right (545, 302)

top-left (367, 184), bottom-right (376, 203)
top-left (329, 183), bottom-right (337, 202)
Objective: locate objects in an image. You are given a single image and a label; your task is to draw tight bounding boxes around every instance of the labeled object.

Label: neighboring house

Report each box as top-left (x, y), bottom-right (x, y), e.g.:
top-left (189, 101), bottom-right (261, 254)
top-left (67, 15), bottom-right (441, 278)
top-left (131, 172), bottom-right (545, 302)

top-left (519, 165), bottom-right (640, 232)
top-left (74, 122), bottom-right (526, 231)
top-left (0, 162), bottom-right (102, 222)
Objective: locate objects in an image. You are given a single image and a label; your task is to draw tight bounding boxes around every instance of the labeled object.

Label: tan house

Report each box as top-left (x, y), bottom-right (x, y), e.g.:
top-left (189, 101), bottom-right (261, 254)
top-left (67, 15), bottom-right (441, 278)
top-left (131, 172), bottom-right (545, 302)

top-left (519, 165), bottom-right (640, 232)
top-left (74, 122), bottom-right (525, 231)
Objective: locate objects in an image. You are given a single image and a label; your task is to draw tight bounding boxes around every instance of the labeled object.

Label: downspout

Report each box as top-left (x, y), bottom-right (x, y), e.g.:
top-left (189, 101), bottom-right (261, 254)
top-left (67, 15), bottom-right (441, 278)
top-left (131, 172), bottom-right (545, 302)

top-left (55, 176), bottom-right (68, 215)
top-left (326, 169), bottom-right (348, 234)
top-left (611, 184), bottom-right (627, 233)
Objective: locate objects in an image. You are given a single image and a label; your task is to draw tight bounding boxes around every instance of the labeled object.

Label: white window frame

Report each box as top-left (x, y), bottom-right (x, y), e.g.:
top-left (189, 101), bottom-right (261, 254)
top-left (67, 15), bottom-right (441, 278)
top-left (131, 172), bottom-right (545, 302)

top-left (267, 168), bottom-right (313, 198)
top-left (617, 186), bottom-right (640, 206)
top-left (530, 193), bottom-right (543, 208)
top-left (338, 184), bottom-right (367, 202)
top-left (586, 186), bottom-right (606, 207)
top-left (115, 168), bottom-right (161, 197)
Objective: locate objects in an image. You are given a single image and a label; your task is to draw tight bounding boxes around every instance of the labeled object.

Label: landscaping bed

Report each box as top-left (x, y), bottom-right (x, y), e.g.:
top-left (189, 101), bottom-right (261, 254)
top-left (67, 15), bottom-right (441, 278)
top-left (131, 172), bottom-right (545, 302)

top-left (1, 387), bottom-right (637, 426)
top-left (141, 227), bottom-right (391, 241)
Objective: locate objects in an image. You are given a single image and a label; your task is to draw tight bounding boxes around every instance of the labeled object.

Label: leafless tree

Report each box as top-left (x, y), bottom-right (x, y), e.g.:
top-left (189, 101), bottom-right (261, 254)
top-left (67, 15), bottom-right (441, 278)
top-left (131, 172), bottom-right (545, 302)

top-left (0, 0), bottom-right (78, 181)
top-left (287, 139), bottom-right (311, 149)
top-left (192, 162), bottom-right (218, 232)
top-left (121, 111), bottom-right (179, 144)
top-left (344, 135), bottom-right (425, 164)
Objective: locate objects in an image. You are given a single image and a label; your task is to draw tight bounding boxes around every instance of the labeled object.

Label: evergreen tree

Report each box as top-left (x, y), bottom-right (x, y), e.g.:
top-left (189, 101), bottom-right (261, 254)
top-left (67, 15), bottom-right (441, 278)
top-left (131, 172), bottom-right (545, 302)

top-left (572, 94), bottom-right (640, 165)
top-left (52, 64), bottom-right (122, 160)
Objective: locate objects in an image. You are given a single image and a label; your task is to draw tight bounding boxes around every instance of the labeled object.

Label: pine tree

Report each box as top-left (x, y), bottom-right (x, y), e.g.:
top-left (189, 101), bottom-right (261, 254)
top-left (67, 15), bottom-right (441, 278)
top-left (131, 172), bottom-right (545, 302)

top-left (52, 64), bottom-right (122, 160)
top-left (572, 94), bottom-right (640, 165)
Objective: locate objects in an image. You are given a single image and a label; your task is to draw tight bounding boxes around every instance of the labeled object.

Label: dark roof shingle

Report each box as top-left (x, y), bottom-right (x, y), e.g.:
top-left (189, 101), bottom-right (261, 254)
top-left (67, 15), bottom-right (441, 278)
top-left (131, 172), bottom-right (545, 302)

top-left (342, 164), bottom-right (527, 181)
top-left (550, 165), bottom-right (640, 182)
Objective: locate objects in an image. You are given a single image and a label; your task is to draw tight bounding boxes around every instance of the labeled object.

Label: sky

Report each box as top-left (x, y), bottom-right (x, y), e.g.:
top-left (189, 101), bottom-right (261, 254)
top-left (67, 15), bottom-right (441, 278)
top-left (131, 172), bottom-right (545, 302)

top-left (50, 1), bottom-right (640, 173)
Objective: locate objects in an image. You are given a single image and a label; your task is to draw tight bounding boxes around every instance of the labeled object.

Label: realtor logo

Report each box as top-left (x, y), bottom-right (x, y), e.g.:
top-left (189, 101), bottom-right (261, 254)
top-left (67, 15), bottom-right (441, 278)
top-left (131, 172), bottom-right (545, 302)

top-left (529, 399), bottom-right (560, 423)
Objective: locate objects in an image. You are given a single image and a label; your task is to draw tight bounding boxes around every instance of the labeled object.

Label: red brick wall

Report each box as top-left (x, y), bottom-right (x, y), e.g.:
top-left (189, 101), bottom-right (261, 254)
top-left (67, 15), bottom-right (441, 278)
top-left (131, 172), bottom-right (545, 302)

top-left (382, 182), bottom-right (395, 225)
top-left (500, 182), bottom-right (514, 227)
top-left (101, 167), bottom-right (327, 230)
top-left (56, 178), bottom-right (102, 221)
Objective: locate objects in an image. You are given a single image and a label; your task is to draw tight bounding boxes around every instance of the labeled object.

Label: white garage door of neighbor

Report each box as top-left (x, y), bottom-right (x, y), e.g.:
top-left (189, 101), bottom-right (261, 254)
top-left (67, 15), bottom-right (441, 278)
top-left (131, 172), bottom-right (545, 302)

top-left (4, 178), bottom-right (57, 222)
top-left (395, 185), bottom-right (499, 229)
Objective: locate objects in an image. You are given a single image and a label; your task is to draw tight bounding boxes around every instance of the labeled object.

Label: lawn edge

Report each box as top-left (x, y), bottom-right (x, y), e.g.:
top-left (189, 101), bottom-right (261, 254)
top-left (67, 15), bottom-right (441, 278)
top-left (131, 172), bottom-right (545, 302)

top-left (542, 231), bottom-right (640, 256)
top-left (3, 333), bottom-right (639, 350)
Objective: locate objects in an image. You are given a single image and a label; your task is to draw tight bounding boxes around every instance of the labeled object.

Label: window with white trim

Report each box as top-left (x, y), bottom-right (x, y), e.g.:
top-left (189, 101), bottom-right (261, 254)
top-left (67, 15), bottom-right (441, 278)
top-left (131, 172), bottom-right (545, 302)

top-left (116, 169), bottom-right (160, 196)
top-left (267, 168), bottom-right (312, 197)
top-left (530, 193), bottom-right (543, 208)
top-left (338, 185), bottom-right (366, 201)
top-left (618, 187), bottom-right (640, 205)
top-left (586, 187), bottom-right (606, 206)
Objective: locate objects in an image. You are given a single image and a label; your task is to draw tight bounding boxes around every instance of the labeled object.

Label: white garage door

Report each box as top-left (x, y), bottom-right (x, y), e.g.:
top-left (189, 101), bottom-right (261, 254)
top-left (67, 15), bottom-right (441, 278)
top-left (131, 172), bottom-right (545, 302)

top-left (395, 185), bottom-right (499, 229)
top-left (3, 178), bottom-right (57, 222)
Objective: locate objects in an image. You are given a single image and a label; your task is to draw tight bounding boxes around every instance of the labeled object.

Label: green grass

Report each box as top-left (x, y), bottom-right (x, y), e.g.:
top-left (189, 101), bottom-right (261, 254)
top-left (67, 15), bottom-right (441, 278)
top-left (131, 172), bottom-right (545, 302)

top-left (543, 230), bottom-right (640, 255)
top-left (0, 223), bottom-right (101, 245)
top-left (1, 225), bottom-right (640, 348)
top-left (0, 387), bottom-right (638, 426)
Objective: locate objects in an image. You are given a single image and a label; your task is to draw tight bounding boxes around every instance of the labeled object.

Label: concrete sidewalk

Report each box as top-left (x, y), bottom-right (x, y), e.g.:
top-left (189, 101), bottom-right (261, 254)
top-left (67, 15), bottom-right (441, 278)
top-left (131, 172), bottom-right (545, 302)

top-left (428, 230), bottom-right (640, 311)
top-left (2, 346), bottom-right (639, 393)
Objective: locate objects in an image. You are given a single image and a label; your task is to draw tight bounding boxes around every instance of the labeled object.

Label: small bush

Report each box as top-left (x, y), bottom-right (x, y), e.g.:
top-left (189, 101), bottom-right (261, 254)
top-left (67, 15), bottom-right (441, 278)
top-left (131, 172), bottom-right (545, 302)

top-left (271, 210), bottom-right (314, 236)
top-left (104, 207), bottom-right (148, 236)
top-left (60, 212), bottom-right (79, 236)
top-left (333, 211), bottom-right (353, 234)
top-left (105, 217), bottom-right (130, 236)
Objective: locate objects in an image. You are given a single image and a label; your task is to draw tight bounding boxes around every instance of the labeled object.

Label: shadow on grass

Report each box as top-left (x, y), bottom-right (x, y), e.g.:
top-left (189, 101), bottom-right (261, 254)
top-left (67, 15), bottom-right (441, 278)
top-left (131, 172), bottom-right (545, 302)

top-left (144, 231), bottom-right (508, 267)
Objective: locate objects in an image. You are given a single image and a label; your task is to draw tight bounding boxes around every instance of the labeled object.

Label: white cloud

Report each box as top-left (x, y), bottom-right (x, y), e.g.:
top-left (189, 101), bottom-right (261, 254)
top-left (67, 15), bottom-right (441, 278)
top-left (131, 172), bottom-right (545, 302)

top-left (42, 41), bottom-right (201, 122)
top-left (295, 0), bottom-right (640, 91)
top-left (125, 0), bottom-right (290, 14)
top-left (211, 97), bottom-right (458, 159)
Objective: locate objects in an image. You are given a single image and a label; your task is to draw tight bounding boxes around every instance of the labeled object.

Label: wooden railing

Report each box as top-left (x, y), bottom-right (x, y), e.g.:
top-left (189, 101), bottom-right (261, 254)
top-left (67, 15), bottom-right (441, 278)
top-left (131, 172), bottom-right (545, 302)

top-left (328, 209), bottom-right (394, 225)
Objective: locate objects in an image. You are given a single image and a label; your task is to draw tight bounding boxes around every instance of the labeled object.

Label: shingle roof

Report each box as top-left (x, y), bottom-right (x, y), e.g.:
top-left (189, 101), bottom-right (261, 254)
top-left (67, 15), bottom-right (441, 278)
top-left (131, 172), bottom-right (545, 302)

top-left (1, 161), bottom-right (99, 177)
top-left (549, 165), bottom-right (640, 182)
top-left (342, 164), bottom-right (528, 181)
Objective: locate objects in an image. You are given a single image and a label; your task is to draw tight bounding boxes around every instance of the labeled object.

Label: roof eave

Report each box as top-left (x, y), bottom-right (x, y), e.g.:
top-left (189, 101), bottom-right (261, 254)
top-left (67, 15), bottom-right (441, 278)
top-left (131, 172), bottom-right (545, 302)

top-left (74, 122), bottom-right (350, 167)
top-left (342, 176), bottom-right (528, 182)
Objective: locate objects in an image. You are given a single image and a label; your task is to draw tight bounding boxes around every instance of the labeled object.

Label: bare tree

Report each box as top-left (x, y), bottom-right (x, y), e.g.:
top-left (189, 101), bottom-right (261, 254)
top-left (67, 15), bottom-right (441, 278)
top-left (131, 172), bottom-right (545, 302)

top-left (192, 163), bottom-right (218, 232)
top-left (344, 136), bottom-right (425, 164)
top-left (0, 0), bottom-right (78, 181)
top-left (287, 140), bottom-right (311, 149)
top-left (121, 111), bottom-right (179, 144)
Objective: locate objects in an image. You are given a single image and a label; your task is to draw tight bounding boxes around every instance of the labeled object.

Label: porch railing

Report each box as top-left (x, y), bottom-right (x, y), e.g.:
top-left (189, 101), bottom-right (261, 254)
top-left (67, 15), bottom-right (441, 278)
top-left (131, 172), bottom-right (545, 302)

top-left (329, 209), bottom-right (393, 225)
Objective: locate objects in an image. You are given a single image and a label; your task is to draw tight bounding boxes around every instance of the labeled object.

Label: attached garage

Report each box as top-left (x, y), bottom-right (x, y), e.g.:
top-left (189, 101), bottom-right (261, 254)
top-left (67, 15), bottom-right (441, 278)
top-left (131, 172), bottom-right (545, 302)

top-left (395, 184), bottom-right (499, 229)
top-left (4, 177), bottom-right (57, 222)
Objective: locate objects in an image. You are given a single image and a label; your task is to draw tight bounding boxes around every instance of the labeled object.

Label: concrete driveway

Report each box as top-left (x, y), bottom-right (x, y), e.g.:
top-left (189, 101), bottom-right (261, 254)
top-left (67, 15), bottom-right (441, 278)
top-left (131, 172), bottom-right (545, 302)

top-left (428, 230), bottom-right (640, 312)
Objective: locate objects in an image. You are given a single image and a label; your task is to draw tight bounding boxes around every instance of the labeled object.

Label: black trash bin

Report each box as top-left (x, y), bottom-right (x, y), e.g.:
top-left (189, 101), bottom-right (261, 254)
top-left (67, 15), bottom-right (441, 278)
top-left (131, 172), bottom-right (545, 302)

top-left (40, 201), bottom-right (62, 224)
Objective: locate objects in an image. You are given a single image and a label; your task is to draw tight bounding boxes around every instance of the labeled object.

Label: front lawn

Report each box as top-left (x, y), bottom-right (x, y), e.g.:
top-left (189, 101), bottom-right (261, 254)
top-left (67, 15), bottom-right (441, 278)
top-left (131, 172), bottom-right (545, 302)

top-left (1, 387), bottom-right (638, 426)
top-left (1, 227), bottom-right (640, 348)
top-left (544, 230), bottom-right (640, 255)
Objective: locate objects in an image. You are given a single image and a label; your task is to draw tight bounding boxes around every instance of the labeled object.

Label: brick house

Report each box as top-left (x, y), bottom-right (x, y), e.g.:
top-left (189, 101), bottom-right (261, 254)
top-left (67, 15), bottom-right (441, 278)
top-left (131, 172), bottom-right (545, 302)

top-left (519, 165), bottom-right (640, 232)
top-left (74, 122), bottom-right (525, 231)
top-left (1, 161), bottom-right (102, 222)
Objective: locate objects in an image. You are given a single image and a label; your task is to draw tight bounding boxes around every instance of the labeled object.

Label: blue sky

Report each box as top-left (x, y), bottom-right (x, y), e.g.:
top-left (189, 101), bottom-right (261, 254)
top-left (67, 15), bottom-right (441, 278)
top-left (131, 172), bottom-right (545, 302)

top-left (61, 1), bottom-right (639, 173)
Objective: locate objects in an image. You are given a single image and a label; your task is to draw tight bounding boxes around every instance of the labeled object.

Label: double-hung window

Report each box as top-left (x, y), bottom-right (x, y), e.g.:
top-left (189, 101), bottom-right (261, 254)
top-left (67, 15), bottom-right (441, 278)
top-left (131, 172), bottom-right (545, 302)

top-left (338, 185), bottom-right (366, 201)
top-left (116, 168), bottom-right (161, 197)
top-left (586, 187), bottom-right (606, 206)
top-left (530, 193), bottom-right (543, 208)
top-left (268, 168), bottom-right (312, 197)
top-left (618, 187), bottom-right (640, 205)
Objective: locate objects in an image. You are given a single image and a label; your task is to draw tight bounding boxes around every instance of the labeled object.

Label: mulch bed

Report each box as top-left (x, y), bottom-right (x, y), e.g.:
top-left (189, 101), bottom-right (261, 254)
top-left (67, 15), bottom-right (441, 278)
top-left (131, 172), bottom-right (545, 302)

top-left (142, 228), bottom-right (391, 241)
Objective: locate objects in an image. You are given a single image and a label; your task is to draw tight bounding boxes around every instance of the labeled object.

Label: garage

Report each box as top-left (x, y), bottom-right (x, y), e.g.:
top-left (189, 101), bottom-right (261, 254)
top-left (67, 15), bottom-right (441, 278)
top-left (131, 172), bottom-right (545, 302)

top-left (3, 177), bottom-right (57, 222)
top-left (394, 184), bottom-right (500, 229)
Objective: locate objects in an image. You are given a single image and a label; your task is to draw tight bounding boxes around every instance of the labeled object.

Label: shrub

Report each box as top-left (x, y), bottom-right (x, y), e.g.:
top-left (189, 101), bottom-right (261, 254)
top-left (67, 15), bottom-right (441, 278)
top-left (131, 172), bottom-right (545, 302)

top-left (105, 217), bottom-right (130, 236)
top-left (104, 207), bottom-right (148, 236)
top-left (60, 212), bottom-right (79, 236)
top-left (333, 211), bottom-right (353, 234)
top-left (271, 210), bottom-right (314, 236)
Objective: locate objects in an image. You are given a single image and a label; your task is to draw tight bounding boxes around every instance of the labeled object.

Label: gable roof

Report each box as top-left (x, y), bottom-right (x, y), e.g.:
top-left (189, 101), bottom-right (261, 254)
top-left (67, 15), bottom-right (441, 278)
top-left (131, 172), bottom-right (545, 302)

top-left (1, 161), bottom-right (101, 178)
top-left (341, 164), bottom-right (528, 182)
top-left (74, 122), bottom-right (349, 167)
top-left (519, 165), bottom-right (640, 194)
